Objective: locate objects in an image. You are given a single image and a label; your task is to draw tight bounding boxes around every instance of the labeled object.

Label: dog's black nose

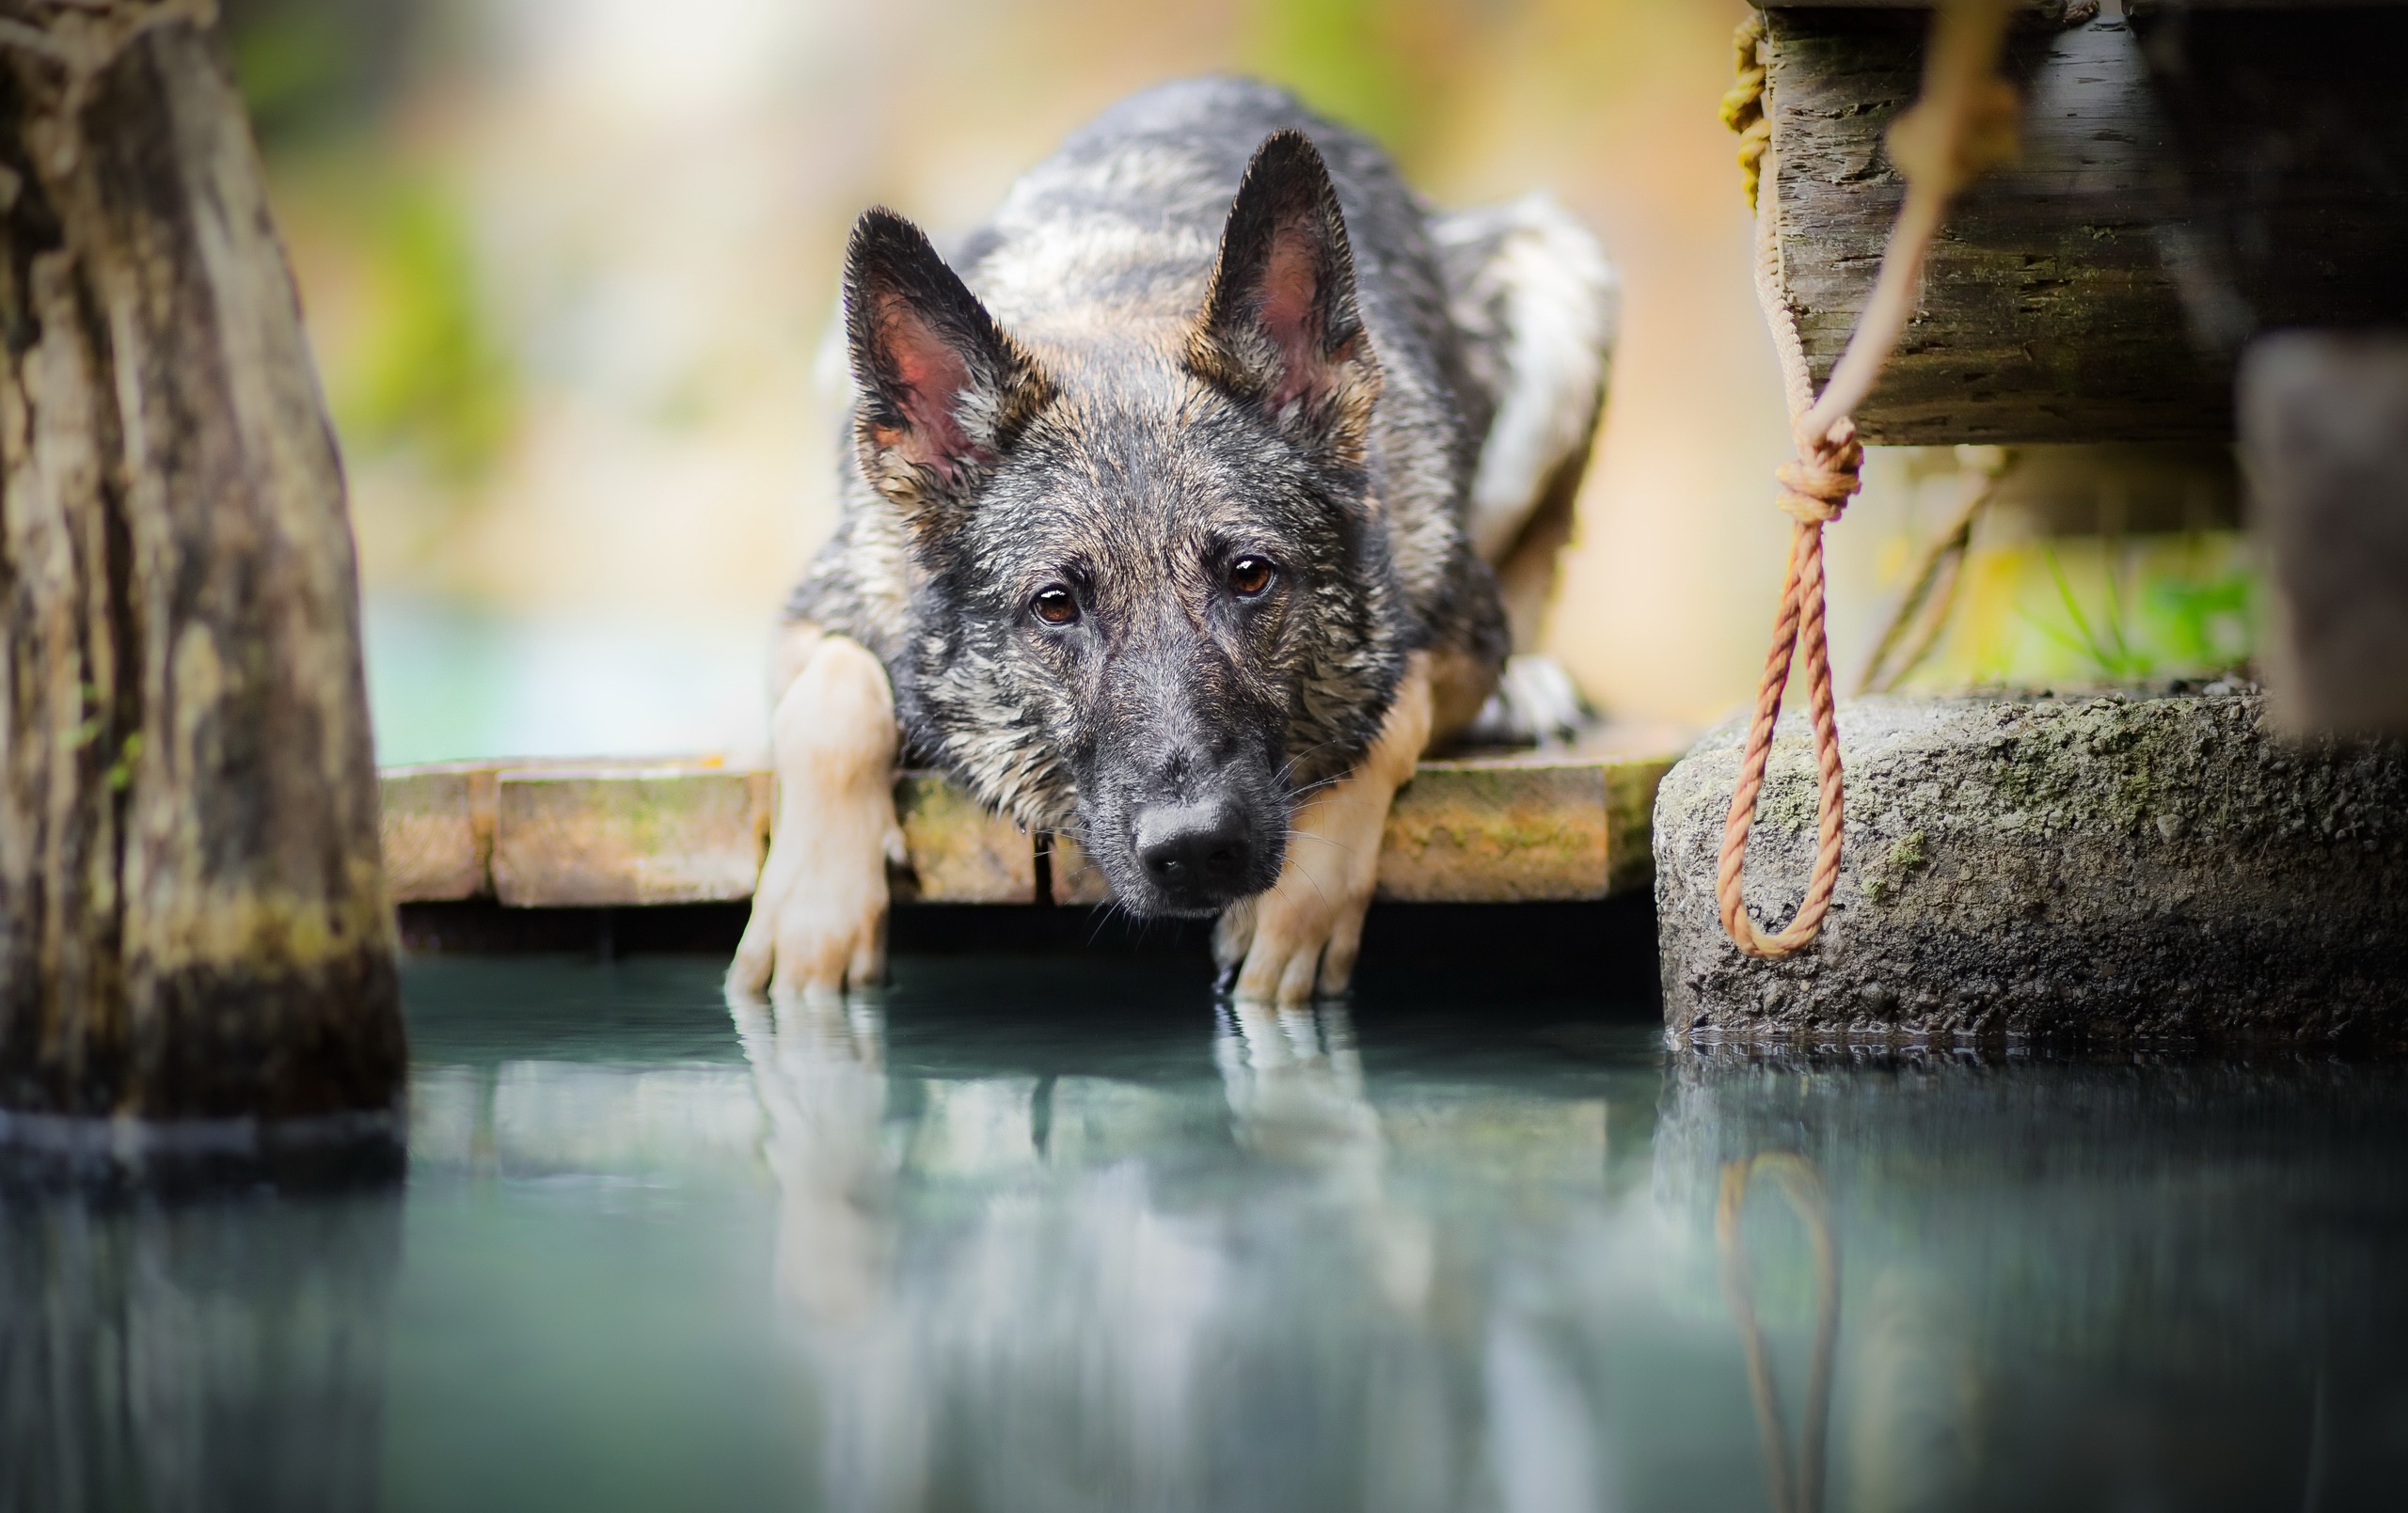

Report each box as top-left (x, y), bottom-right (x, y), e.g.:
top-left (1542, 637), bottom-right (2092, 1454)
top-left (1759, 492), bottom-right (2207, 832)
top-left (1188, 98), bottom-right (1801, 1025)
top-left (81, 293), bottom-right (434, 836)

top-left (1133, 801), bottom-right (1253, 900)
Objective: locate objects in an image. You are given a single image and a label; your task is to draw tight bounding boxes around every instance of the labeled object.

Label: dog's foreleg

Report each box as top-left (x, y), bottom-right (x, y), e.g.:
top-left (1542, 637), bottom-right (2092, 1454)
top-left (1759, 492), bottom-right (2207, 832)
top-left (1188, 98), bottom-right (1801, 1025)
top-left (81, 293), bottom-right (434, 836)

top-left (1214, 653), bottom-right (1433, 1006)
top-left (729, 623), bottom-right (906, 1001)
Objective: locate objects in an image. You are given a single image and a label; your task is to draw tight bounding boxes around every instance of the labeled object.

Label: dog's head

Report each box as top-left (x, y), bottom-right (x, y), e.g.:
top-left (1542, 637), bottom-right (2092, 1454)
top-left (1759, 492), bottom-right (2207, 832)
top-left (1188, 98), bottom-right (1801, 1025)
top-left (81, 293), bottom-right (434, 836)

top-left (841, 131), bottom-right (1404, 917)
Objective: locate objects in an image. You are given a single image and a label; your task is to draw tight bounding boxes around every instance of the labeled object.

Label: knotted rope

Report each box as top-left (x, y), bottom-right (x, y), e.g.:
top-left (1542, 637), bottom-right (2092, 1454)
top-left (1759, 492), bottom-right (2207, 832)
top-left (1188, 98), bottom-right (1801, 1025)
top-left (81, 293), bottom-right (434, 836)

top-left (1716, 0), bottom-right (2020, 958)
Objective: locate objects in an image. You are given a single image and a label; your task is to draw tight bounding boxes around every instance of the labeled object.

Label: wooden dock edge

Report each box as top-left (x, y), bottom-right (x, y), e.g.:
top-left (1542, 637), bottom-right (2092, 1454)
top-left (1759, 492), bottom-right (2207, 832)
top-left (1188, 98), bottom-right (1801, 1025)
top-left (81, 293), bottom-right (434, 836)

top-left (379, 745), bottom-right (1684, 910)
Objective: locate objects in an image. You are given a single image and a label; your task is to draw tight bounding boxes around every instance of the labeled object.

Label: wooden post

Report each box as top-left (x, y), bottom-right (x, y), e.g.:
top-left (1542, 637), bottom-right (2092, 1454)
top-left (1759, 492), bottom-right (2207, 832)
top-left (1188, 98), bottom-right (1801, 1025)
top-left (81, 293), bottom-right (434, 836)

top-left (0, 4), bottom-right (404, 1126)
top-left (1760, 1), bottom-right (2408, 444)
top-left (2242, 332), bottom-right (2408, 736)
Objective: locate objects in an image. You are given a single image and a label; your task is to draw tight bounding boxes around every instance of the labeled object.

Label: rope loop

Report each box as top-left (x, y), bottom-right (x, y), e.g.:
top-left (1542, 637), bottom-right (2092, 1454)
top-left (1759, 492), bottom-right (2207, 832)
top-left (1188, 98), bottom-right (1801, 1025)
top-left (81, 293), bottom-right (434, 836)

top-left (1716, 0), bottom-right (2017, 962)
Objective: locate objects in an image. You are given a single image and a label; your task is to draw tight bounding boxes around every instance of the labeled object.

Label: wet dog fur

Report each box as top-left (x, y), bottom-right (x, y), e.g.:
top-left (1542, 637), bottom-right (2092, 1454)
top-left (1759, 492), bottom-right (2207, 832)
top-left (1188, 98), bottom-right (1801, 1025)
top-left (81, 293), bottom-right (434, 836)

top-left (733, 76), bottom-right (1615, 1001)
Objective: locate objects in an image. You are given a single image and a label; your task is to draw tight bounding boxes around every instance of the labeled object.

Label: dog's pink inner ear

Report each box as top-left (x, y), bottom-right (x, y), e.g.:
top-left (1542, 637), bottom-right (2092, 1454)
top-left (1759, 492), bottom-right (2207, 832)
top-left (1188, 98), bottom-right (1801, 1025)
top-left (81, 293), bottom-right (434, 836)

top-left (871, 293), bottom-right (979, 479)
top-left (1257, 228), bottom-right (1326, 410)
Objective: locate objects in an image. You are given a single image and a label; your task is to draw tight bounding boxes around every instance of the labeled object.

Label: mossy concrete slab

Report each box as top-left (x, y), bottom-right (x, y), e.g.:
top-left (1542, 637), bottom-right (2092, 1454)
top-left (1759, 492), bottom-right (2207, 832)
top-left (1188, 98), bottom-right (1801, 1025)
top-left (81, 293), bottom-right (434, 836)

top-left (1655, 690), bottom-right (2408, 1048)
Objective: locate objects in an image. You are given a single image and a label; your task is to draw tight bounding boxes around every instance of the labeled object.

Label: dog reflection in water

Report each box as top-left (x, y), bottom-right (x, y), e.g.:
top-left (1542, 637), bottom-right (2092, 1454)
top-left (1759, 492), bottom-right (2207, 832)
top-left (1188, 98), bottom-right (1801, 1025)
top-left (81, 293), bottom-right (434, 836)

top-left (1213, 1001), bottom-right (1436, 1312)
top-left (728, 988), bottom-right (1618, 1511)
top-left (727, 997), bottom-right (895, 1324)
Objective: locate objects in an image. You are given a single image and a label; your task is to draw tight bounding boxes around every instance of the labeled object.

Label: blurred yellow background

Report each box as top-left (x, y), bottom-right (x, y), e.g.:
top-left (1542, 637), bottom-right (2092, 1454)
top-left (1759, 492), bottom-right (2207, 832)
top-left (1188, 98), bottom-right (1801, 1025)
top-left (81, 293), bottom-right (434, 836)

top-left (238, 0), bottom-right (2248, 764)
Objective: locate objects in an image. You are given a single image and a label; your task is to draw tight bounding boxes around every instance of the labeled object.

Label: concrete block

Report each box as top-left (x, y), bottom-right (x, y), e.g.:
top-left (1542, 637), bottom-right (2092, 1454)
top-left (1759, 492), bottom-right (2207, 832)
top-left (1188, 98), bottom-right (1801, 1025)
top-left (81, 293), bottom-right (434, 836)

top-left (1655, 690), bottom-right (2408, 1048)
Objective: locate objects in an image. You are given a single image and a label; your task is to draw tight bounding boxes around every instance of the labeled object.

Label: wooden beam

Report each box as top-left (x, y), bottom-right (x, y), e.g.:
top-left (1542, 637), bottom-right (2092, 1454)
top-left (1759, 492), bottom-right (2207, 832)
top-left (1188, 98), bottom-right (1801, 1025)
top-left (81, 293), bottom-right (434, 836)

top-left (1763, 3), bottom-right (2408, 443)
top-left (0, 8), bottom-right (403, 1123)
top-left (380, 738), bottom-right (1684, 913)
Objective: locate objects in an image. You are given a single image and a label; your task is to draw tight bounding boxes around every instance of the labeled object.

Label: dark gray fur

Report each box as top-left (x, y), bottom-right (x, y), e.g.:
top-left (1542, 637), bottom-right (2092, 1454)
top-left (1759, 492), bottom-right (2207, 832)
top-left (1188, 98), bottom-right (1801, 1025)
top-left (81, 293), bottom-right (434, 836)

top-left (787, 77), bottom-right (1512, 915)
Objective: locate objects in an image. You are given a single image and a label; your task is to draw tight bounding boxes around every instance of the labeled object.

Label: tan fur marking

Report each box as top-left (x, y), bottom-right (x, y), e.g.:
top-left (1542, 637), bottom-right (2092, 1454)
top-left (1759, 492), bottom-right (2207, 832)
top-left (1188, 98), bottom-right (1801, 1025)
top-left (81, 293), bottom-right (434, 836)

top-left (767, 620), bottom-right (829, 707)
top-left (730, 632), bottom-right (905, 1001)
top-left (1214, 652), bottom-right (1434, 1005)
top-left (1424, 643), bottom-right (1500, 749)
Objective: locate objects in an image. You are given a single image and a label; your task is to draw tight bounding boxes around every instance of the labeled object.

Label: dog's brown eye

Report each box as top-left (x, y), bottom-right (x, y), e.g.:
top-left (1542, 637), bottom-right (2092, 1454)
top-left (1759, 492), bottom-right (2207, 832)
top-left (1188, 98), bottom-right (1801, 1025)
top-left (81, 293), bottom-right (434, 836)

top-left (1032, 586), bottom-right (1079, 625)
top-left (1228, 556), bottom-right (1275, 598)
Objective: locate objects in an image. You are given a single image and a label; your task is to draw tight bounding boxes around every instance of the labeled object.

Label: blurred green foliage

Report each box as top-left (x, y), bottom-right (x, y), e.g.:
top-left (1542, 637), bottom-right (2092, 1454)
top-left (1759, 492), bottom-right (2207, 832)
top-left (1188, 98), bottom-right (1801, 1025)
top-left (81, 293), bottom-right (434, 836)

top-left (2144, 568), bottom-right (2258, 672)
top-left (223, 0), bottom-right (418, 150)
top-left (225, 0), bottom-right (515, 486)
top-left (332, 178), bottom-right (518, 485)
top-left (1986, 537), bottom-right (2259, 686)
top-left (1241, 0), bottom-right (1471, 165)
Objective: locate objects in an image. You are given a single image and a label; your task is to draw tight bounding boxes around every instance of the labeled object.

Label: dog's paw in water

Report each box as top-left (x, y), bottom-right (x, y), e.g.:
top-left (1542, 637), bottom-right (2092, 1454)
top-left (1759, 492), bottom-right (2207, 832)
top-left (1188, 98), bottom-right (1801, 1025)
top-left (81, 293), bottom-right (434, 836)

top-left (730, 631), bottom-right (906, 1001)
top-left (1215, 657), bottom-right (1434, 1005)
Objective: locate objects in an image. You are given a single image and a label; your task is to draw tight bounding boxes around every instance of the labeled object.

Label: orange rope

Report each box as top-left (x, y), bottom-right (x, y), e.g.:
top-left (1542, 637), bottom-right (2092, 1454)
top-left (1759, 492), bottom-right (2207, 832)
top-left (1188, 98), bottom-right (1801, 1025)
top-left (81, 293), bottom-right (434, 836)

top-left (1717, 0), bottom-right (2020, 959)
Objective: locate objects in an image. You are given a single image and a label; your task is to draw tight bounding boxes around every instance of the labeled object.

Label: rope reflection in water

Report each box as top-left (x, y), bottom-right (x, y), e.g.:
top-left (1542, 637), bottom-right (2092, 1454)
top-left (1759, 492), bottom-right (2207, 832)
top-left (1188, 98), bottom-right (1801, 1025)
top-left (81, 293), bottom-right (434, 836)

top-left (1718, 1151), bottom-right (1841, 1513)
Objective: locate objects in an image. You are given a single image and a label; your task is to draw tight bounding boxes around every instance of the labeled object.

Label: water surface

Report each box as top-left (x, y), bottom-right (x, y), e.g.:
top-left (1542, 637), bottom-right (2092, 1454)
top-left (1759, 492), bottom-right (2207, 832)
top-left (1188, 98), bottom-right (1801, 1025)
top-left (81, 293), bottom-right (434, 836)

top-left (8, 950), bottom-right (2407, 1510)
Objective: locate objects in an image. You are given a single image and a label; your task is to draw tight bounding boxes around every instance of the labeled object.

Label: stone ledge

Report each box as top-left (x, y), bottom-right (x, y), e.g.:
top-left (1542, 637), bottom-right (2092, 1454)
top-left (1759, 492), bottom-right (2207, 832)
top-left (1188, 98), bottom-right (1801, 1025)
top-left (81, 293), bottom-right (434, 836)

top-left (1654, 689), bottom-right (2408, 1049)
top-left (381, 734), bottom-right (1681, 910)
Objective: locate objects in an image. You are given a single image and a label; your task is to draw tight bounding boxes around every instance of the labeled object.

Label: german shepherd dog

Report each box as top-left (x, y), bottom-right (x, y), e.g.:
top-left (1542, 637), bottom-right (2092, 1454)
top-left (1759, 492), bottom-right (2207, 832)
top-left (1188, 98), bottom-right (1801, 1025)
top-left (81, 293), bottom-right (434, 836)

top-left (731, 77), bottom-right (1615, 1005)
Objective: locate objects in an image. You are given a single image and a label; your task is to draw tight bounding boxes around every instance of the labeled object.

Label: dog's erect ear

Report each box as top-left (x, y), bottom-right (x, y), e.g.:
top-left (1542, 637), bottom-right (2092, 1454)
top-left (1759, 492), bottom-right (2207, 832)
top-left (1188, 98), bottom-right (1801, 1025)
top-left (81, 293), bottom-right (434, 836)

top-left (845, 208), bottom-right (1052, 522)
top-left (1187, 131), bottom-right (1381, 463)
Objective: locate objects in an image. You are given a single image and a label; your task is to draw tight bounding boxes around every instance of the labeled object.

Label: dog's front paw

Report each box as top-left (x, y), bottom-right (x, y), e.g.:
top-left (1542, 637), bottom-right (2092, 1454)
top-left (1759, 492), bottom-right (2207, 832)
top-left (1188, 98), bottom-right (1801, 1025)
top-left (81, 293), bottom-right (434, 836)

top-left (729, 635), bottom-right (904, 1001)
top-left (1213, 849), bottom-right (1375, 1007)
top-left (732, 823), bottom-right (899, 1001)
top-left (1215, 707), bottom-right (1430, 1005)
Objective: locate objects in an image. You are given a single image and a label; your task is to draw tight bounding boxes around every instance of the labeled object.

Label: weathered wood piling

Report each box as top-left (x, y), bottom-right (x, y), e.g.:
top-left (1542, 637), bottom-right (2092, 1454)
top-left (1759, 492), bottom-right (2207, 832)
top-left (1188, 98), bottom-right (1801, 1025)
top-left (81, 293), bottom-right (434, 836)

top-left (0, 3), bottom-right (404, 1130)
top-left (1765, 0), bottom-right (2408, 443)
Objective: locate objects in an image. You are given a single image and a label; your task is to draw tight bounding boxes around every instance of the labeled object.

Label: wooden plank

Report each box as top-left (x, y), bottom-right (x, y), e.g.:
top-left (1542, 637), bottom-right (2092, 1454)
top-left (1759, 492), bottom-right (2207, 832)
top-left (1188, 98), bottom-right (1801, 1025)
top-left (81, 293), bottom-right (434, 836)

top-left (1044, 832), bottom-right (1115, 907)
top-left (893, 772), bottom-right (1038, 903)
top-left (384, 739), bottom-right (1687, 910)
top-left (1770, 2), bottom-right (2367, 9)
top-left (1762, 4), bottom-right (2408, 443)
top-left (1044, 749), bottom-right (1677, 906)
top-left (1606, 755), bottom-right (1678, 896)
top-left (492, 764), bottom-right (767, 906)
top-left (378, 762), bottom-right (497, 902)
top-left (1379, 762), bottom-right (1611, 902)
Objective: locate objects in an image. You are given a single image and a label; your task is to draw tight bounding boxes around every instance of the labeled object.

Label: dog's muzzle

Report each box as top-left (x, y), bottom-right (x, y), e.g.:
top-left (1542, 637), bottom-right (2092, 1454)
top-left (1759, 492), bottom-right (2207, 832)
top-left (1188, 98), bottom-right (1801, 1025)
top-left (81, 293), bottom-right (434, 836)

top-left (1130, 798), bottom-right (1256, 912)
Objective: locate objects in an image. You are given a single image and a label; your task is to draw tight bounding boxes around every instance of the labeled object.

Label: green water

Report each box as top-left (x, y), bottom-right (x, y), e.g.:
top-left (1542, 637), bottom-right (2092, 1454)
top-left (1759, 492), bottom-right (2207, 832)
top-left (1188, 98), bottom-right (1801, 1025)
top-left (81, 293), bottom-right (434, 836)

top-left (8, 951), bottom-right (2408, 1510)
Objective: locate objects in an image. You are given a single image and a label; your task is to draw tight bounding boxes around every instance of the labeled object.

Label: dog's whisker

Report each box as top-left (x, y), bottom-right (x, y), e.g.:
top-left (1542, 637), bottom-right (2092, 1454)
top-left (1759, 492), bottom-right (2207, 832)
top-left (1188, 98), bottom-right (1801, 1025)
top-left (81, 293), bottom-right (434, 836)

top-left (1287, 830), bottom-right (1360, 859)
